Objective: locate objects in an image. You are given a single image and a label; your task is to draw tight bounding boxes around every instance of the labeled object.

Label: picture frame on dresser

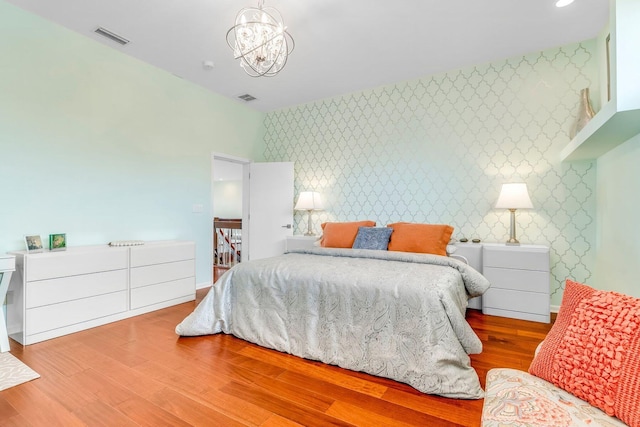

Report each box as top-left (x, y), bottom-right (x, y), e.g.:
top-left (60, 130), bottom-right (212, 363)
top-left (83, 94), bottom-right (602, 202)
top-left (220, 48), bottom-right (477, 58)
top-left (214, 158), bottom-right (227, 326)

top-left (49, 233), bottom-right (66, 251)
top-left (24, 235), bottom-right (43, 253)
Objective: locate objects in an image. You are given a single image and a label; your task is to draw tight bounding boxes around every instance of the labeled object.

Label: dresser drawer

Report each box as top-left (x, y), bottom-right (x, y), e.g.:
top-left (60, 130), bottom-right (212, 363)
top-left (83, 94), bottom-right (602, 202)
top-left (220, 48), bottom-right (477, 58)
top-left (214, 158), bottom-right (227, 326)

top-left (483, 245), bottom-right (549, 271)
top-left (26, 247), bottom-right (128, 281)
top-left (130, 260), bottom-right (195, 289)
top-left (26, 269), bottom-right (128, 309)
top-left (130, 242), bottom-right (195, 267)
top-left (482, 288), bottom-right (548, 316)
top-left (130, 277), bottom-right (195, 310)
top-left (26, 291), bottom-right (127, 336)
top-left (483, 266), bottom-right (549, 293)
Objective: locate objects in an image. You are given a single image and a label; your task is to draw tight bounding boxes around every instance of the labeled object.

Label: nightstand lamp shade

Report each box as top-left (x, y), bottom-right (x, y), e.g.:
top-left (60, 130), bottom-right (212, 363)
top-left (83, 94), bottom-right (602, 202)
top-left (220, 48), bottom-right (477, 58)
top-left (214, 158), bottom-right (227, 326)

top-left (294, 191), bottom-right (324, 236)
top-left (495, 183), bottom-right (533, 245)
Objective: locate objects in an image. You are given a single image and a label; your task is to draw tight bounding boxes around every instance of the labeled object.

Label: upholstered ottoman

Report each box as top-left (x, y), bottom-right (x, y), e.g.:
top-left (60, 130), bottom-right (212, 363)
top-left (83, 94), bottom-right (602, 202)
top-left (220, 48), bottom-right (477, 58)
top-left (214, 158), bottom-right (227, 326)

top-left (482, 368), bottom-right (628, 427)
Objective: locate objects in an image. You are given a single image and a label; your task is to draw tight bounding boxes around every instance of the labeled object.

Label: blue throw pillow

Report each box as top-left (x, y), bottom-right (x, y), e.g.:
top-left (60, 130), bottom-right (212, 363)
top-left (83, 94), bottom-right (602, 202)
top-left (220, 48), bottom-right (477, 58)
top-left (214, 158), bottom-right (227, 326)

top-left (352, 226), bottom-right (393, 250)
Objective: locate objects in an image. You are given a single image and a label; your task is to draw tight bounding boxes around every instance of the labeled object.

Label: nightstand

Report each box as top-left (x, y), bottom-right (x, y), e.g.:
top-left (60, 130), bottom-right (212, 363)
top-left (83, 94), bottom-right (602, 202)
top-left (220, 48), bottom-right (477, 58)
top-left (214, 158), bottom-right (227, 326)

top-left (481, 243), bottom-right (550, 323)
top-left (285, 235), bottom-right (319, 251)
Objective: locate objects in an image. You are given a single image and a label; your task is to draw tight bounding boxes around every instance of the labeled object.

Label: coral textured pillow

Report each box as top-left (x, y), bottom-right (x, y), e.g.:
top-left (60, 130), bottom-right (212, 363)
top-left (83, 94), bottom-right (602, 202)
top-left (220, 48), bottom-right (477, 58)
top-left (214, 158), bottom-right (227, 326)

top-left (352, 227), bottom-right (393, 250)
top-left (529, 279), bottom-right (640, 427)
top-left (386, 223), bottom-right (454, 256)
top-left (320, 221), bottom-right (376, 248)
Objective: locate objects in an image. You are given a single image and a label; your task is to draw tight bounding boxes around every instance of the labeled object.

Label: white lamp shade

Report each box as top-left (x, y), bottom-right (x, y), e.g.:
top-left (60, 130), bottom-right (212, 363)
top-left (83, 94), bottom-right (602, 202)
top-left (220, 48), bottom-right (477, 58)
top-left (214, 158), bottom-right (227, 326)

top-left (495, 183), bottom-right (533, 209)
top-left (294, 191), bottom-right (324, 211)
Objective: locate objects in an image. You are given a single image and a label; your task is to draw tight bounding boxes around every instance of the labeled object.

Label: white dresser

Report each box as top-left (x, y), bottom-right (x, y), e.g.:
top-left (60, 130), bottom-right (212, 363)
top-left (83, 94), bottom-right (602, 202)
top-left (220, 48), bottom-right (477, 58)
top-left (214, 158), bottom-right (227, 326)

top-left (7, 241), bottom-right (195, 345)
top-left (129, 241), bottom-right (196, 310)
top-left (481, 243), bottom-right (550, 323)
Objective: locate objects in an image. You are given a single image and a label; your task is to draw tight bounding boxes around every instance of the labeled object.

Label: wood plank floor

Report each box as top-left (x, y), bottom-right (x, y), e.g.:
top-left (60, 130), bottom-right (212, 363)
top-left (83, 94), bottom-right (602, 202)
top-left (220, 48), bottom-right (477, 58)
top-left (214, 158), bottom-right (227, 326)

top-left (1, 288), bottom-right (553, 427)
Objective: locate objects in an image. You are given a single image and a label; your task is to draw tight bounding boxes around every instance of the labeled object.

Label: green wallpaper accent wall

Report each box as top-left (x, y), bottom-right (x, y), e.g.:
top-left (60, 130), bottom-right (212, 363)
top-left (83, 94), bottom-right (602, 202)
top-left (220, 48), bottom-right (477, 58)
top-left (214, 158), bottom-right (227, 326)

top-left (0, 1), bottom-right (265, 284)
top-left (264, 42), bottom-right (599, 306)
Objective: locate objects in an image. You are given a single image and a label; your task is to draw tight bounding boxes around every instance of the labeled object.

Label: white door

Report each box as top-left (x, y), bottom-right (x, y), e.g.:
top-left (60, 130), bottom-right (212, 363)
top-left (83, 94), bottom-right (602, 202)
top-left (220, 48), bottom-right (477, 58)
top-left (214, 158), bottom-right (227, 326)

top-left (246, 162), bottom-right (294, 261)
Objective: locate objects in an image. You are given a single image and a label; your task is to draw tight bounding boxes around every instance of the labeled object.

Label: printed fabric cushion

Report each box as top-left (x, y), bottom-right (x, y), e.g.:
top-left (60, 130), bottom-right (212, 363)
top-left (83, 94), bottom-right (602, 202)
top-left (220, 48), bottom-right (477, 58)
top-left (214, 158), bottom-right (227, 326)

top-left (320, 220), bottom-right (376, 248)
top-left (352, 227), bottom-right (393, 250)
top-left (528, 279), bottom-right (640, 427)
top-left (482, 368), bottom-right (629, 427)
top-left (386, 223), bottom-right (454, 256)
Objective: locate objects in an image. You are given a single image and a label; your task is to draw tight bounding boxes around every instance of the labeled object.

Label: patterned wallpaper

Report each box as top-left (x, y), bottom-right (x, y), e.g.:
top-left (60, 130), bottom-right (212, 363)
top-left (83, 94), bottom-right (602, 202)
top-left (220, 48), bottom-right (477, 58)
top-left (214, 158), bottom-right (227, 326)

top-left (264, 42), bottom-right (598, 306)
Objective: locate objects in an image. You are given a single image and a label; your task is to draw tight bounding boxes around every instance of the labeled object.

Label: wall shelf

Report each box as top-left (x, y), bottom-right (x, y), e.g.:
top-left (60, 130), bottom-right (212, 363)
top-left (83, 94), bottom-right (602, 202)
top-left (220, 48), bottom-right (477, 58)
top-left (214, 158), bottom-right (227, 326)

top-left (561, 0), bottom-right (640, 162)
top-left (561, 102), bottom-right (640, 161)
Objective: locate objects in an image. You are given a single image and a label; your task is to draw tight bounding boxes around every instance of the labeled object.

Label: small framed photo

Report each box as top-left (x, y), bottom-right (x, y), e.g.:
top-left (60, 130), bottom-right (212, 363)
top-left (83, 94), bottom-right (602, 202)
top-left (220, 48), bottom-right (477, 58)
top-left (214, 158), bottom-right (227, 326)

top-left (24, 235), bottom-right (44, 253)
top-left (49, 233), bottom-right (67, 251)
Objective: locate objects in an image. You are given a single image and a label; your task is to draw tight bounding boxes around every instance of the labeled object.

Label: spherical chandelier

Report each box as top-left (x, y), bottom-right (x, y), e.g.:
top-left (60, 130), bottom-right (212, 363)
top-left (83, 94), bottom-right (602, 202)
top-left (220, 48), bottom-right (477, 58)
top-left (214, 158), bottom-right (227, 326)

top-left (226, 0), bottom-right (295, 77)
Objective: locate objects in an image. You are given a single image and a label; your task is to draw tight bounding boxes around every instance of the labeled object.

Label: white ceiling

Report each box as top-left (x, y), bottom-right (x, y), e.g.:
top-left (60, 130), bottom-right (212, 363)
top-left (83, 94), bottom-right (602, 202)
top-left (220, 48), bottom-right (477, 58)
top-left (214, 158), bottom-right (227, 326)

top-left (7, 0), bottom-right (609, 112)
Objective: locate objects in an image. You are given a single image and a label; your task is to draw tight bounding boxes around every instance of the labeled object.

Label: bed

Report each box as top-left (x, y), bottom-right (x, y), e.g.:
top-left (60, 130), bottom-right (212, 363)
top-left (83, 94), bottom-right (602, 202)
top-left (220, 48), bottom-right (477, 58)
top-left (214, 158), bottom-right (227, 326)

top-left (176, 246), bottom-right (490, 399)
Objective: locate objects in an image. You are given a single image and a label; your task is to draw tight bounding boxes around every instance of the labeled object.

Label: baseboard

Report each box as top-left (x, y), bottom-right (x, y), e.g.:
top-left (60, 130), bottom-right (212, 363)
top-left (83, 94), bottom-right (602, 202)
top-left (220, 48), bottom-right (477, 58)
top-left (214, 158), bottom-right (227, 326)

top-left (196, 282), bottom-right (212, 290)
top-left (550, 304), bottom-right (560, 313)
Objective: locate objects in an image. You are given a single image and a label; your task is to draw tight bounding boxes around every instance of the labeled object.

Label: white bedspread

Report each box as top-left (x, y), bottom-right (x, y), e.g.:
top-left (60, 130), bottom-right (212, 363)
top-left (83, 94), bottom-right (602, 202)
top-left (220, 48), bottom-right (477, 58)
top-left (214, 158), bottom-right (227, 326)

top-left (176, 248), bottom-right (490, 398)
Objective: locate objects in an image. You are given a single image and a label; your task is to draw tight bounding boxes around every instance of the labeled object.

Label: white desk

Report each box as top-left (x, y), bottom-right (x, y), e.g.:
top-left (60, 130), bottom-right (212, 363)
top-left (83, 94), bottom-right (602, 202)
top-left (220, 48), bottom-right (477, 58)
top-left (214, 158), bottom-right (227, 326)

top-left (0, 255), bottom-right (16, 352)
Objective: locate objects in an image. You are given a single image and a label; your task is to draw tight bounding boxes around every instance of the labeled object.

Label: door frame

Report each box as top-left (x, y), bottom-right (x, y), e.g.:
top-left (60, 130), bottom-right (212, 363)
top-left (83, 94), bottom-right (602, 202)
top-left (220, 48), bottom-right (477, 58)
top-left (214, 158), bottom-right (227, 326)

top-left (211, 152), bottom-right (251, 271)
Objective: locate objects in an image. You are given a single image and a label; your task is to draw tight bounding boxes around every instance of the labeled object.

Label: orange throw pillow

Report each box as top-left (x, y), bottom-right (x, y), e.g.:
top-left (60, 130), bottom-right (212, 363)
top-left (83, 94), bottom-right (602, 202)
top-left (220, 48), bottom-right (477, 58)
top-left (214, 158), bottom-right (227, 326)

top-left (529, 279), bottom-right (640, 427)
top-left (320, 221), bottom-right (376, 248)
top-left (386, 223), bottom-right (454, 256)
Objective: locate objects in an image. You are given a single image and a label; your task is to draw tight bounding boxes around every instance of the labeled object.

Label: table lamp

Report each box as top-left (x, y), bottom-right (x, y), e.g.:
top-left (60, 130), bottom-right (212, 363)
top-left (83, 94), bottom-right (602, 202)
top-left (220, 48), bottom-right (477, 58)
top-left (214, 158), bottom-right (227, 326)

top-left (294, 192), bottom-right (324, 236)
top-left (495, 183), bottom-right (533, 245)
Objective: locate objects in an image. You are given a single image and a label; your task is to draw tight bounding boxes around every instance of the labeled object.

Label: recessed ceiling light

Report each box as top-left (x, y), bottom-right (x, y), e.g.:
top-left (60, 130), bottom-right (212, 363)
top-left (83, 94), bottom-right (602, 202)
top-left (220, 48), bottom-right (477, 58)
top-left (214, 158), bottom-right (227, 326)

top-left (555, 0), bottom-right (575, 7)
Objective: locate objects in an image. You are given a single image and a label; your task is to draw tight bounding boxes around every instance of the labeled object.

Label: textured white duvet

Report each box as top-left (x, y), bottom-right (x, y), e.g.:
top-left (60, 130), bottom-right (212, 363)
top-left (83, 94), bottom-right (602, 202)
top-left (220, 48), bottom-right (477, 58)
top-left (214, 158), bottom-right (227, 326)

top-left (176, 248), bottom-right (490, 398)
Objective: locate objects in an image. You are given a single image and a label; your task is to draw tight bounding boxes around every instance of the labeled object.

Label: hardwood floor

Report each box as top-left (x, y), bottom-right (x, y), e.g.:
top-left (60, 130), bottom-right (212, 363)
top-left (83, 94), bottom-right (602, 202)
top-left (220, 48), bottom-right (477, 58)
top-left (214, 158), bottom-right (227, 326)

top-left (1, 288), bottom-right (553, 427)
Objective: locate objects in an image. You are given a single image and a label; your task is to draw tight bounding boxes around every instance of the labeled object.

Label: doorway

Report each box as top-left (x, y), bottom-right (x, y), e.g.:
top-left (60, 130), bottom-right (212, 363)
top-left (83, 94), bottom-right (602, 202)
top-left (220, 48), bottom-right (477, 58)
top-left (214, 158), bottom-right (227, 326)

top-left (211, 155), bottom-right (295, 283)
top-left (211, 153), bottom-right (250, 283)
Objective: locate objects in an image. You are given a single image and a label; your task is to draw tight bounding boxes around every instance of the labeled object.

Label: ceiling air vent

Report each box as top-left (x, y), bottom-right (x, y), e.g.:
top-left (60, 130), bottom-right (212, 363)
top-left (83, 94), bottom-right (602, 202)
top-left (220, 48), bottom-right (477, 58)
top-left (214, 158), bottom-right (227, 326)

top-left (238, 94), bottom-right (257, 102)
top-left (94, 27), bottom-right (130, 45)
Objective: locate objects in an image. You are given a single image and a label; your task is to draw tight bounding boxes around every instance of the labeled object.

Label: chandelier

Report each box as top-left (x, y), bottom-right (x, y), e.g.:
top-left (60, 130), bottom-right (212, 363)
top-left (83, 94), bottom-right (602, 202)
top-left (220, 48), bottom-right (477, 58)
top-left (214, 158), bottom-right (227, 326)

top-left (226, 0), bottom-right (295, 77)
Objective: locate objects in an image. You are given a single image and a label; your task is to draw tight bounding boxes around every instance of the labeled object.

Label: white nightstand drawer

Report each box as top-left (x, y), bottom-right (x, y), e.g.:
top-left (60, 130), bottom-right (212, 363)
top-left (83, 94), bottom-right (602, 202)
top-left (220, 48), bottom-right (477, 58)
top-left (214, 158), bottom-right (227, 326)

top-left (481, 243), bottom-right (550, 323)
top-left (483, 245), bottom-right (549, 271)
top-left (483, 288), bottom-right (548, 317)
top-left (483, 267), bottom-right (549, 293)
top-left (286, 236), bottom-right (319, 251)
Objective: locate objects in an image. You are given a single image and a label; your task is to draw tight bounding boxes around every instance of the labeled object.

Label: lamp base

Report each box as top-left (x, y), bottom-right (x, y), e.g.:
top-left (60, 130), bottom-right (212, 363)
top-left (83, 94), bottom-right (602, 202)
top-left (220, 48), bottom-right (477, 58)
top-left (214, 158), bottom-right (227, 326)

top-left (505, 209), bottom-right (521, 246)
top-left (305, 210), bottom-right (315, 236)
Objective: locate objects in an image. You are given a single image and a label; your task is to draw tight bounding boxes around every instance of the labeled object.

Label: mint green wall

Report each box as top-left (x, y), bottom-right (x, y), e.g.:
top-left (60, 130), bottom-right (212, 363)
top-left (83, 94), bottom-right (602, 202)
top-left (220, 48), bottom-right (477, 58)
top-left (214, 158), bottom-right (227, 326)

top-left (0, 1), bottom-right (265, 285)
top-left (595, 134), bottom-right (640, 298)
top-left (265, 42), bottom-right (599, 307)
